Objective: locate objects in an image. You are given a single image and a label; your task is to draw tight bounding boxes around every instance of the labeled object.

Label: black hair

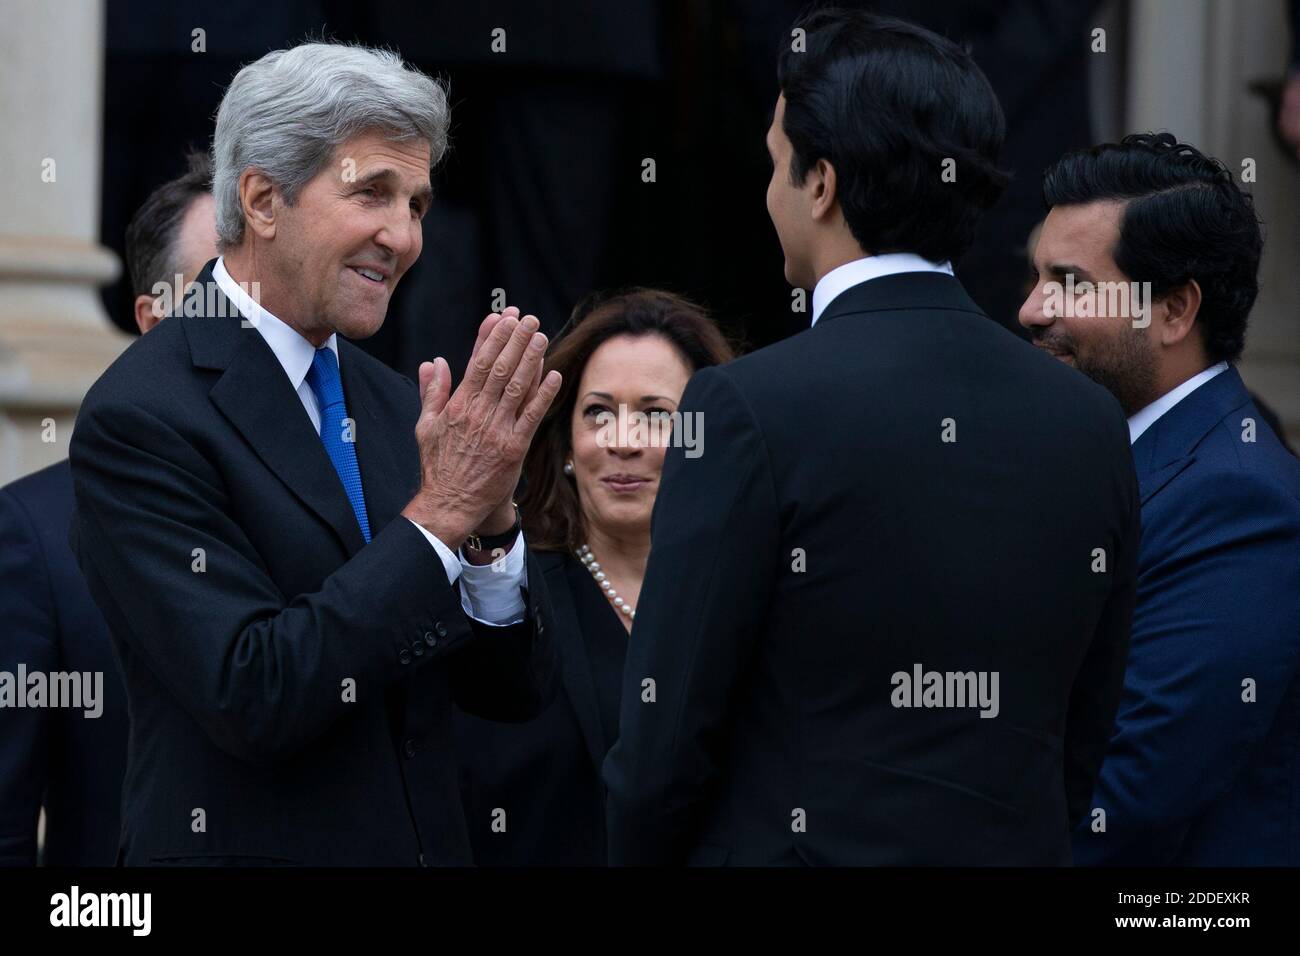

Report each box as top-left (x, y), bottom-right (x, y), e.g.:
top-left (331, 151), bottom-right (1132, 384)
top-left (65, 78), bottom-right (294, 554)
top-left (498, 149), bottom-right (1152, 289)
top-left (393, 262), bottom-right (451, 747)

top-left (1041, 132), bottom-right (1263, 363)
top-left (776, 6), bottom-right (1008, 263)
top-left (124, 149), bottom-right (214, 298)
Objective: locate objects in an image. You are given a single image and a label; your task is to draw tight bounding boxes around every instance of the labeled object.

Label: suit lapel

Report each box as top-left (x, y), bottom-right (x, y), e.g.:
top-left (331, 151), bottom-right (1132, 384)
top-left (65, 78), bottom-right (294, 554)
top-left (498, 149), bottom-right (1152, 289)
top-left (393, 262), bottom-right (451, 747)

top-left (186, 262), bottom-right (367, 556)
top-left (1137, 455), bottom-right (1196, 506)
top-left (537, 551), bottom-right (607, 770)
top-left (338, 346), bottom-right (416, 532)
top-left (1132, 367), bottom-right (1252, 506)
top-left (209, 335), bottom-right (368, 556)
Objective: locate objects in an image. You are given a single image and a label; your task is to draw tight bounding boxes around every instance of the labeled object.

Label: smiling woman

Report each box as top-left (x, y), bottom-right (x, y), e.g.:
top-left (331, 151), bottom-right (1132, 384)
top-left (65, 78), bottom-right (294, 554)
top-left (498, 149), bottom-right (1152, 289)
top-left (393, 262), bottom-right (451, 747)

top-left (518, 288), bottom-right (735, 566)
top-left (452, 287), bottom-right (733, 866)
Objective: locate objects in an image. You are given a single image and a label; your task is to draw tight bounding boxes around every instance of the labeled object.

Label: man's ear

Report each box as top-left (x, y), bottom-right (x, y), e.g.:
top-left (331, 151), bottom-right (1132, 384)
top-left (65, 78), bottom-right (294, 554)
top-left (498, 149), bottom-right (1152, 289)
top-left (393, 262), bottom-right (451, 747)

top-left (1158, 278), bottom-right (1202, 348)
top-left (134, 294), bottom-right (163, 335)
top-left (809, 157), bottom-right (838, 222)
top-left (239, 168), bottom-right (278, 241)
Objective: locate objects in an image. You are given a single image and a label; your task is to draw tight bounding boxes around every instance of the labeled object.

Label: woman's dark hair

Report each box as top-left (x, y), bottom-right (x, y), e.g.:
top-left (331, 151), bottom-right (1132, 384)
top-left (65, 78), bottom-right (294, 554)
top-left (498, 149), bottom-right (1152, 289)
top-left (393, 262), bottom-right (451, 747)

top-left (1041, 132), bottom-right (1263, 363)
top-left (518, 288), bottom-right (735, 553)
top-left (776, 6), bottom-right (1008, 264)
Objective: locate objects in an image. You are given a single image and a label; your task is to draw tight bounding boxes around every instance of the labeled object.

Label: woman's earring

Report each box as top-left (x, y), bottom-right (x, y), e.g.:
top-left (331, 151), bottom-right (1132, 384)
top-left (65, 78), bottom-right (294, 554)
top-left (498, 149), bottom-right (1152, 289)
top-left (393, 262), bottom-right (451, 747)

top-left (563, 460), bottom-right (575, 476)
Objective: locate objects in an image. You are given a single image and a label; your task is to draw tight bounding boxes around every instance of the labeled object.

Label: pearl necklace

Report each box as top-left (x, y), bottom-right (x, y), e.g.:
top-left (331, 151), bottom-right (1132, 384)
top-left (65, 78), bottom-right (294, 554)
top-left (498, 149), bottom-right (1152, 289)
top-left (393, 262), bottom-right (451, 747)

top-left (576, 544), bottom-right (635, 619)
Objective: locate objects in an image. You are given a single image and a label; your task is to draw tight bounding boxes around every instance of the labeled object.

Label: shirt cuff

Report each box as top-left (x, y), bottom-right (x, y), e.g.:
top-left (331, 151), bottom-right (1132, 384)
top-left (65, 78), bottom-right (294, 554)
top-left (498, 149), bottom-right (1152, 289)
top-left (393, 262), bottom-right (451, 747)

top-left (457, 530), bottom-right (529, 626)
top-left (404, 517), bottom-right (528, 627)
top-left (406, 517), bottom-right (463, 586)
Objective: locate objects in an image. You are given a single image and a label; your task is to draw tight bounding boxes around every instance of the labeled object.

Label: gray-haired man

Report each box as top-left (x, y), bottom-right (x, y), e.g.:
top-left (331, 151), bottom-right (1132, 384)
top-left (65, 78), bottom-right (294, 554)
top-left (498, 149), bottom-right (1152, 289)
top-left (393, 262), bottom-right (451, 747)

top-left (69, 43), bottom-right (560, 866)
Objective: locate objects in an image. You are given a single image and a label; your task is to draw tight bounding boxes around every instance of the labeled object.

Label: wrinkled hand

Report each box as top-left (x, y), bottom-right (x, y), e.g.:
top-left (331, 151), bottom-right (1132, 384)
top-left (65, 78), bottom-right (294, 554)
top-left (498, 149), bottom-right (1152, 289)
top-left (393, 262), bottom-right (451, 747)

top-left (402, 306), bottom-right (561, 550)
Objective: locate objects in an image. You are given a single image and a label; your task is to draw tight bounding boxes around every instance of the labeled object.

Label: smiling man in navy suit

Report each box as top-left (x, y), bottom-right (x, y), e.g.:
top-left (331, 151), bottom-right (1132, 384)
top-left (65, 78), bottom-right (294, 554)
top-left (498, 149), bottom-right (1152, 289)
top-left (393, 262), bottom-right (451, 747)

top-left (69, 42), bottom-right (561, 866)
top-left (1022, 133), bottom-right (1300, 865)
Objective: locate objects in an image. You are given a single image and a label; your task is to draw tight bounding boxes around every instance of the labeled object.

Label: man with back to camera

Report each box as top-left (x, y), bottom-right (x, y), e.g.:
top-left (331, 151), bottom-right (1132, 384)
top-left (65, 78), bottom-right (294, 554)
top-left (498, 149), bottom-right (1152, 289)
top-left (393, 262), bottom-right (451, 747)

top-left (1020, 133), bottom-right (1300, 865)
top-left (604, 7), bottom-right (1141, 866)
top-left (0, 151), bottom-right (218, 866)
top-left (69, 42), bottom-right (561, 866)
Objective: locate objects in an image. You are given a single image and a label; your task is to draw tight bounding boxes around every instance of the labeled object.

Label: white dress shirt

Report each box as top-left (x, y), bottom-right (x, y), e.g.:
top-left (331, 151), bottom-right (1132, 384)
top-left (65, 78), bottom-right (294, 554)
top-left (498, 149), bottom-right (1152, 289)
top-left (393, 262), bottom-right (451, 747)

top-left (213, 256), bottom-right (527, 625)
top-left (810, 253), bottom-right (955, 326)
top-left (1126, 361), bottom-right (1230, 445)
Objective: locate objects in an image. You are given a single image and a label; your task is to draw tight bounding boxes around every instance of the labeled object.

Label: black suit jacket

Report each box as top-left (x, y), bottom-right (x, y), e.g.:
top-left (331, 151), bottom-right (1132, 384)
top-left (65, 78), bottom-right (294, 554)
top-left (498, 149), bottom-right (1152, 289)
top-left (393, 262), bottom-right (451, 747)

top-left (604, 272), bottom-right (1139, 865)
top-left (69, 260), bottom-right (555, 866)
top-left (0, 461), bottom-right (128, 866)
top-left (455, 551), bottom-right (613, 865)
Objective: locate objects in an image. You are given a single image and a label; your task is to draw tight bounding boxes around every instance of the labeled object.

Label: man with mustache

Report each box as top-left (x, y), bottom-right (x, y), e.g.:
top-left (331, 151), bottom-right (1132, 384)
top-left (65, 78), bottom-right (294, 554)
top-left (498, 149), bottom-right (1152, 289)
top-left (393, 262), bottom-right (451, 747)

top-left (1021, 132), bottom-right (1300, 864)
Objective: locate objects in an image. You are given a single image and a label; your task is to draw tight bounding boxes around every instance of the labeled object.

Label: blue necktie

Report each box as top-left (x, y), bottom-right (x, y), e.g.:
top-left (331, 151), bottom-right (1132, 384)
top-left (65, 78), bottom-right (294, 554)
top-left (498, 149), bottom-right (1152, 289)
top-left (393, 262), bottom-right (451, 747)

top-left (305, 347), bottom-right (372, 543)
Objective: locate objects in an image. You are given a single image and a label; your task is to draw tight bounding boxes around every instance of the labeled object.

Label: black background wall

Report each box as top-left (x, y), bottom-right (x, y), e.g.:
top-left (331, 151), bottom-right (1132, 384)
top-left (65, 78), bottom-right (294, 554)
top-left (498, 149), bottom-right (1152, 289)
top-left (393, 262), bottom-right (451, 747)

top-left (101, 0), bottom-right (1099, 380)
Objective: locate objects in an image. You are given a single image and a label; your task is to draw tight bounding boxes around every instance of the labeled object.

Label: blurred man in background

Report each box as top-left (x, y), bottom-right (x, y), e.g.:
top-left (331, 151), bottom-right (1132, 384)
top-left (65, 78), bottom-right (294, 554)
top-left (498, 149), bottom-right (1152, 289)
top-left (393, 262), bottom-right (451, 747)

top-left (126, 152), bottom-right (220, 334)
top-left (0, 152), bottom-right (217, 866)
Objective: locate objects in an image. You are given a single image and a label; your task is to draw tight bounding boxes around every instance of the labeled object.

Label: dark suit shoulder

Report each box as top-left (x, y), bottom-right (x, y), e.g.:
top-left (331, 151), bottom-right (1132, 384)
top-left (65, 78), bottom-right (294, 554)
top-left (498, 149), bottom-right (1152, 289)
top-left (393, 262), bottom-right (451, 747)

top-left (719, 301), bottom-right (1128, 449)
top-left (1, 462), bottom-right (76, 596)
top-left (1, 459), bottom-right (73, 519)
top-left (1161, 447), bottom-right (1300, 522)
top-left (994, 326), bottom-right (1132, 437)
top-left (1200, 402), bottom-right (1300, 492)
top-left (78, 317), bottom-right (193, 418)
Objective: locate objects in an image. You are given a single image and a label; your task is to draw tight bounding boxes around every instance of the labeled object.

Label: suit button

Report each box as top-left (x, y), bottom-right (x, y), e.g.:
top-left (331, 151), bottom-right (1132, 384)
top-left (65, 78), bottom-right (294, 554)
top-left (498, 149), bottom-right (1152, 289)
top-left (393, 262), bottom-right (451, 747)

top-left (403, 738), bottom-right (417, 759)
top-left (398, 648), bottom-right (412, 665)
top-left (434, 621), bottom-right (449, 638)
top-left (423, 630), bottom-right (437, 647)
top-left (411, 641), bottom-right (425, 657)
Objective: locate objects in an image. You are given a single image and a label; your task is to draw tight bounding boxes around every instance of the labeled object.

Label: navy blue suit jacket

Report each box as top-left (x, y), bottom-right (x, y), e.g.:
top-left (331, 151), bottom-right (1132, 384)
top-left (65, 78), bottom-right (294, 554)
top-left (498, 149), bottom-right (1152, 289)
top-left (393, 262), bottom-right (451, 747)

top-left (1072, 367), bottom-right (1300, 865)
top-left (0, 461), bottom-right (128, 865)
top-left (68, 260), bottom-right (555, 866)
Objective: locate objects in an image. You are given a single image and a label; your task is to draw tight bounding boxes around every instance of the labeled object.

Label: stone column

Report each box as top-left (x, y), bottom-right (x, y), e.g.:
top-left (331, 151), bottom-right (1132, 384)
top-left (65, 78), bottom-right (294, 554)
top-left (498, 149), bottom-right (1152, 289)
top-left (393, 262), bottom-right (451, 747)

top-left (0, 0), bottom-right (129, 486)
